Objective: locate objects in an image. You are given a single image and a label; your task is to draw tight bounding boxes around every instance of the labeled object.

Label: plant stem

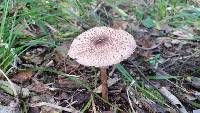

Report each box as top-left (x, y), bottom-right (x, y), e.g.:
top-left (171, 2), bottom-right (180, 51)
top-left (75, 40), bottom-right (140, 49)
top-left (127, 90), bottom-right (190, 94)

top-left (100, 68), bottom-right (108, 100)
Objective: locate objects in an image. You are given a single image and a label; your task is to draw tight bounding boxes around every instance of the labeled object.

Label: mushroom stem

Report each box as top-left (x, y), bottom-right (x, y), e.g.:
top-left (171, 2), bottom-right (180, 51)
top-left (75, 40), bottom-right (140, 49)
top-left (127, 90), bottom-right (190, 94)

top-left (100, 68), bottom-right (108, 100)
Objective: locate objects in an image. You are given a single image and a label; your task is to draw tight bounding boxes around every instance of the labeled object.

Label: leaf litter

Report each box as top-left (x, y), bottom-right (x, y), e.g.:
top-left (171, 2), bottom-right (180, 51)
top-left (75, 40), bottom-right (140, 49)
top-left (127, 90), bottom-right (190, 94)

top-left (1, 0), bottom-right (200, 113)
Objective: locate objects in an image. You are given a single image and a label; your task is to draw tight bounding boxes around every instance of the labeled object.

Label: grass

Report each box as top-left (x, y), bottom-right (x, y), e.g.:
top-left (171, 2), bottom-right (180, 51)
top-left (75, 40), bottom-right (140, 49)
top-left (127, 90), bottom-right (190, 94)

top-left (0, 0), bottom-right (56, 72)
top-left (31, 67), bottom-right (124, 112)
top-left (0, 0), bottom-right (200, 112)
top-left (116, 64), bottom-right (169, 107)
top-left (1, 0), bottom-right (197, 72)
top-left (132, 0), bottom-right (200, 29)
top-left (0, 0), bottom-right (114, 72)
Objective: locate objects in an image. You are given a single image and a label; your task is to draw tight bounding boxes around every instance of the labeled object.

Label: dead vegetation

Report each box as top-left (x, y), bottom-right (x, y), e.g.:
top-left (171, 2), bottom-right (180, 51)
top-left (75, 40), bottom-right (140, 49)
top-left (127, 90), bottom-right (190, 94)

top-left (0, 0), bottom-right (200, 113)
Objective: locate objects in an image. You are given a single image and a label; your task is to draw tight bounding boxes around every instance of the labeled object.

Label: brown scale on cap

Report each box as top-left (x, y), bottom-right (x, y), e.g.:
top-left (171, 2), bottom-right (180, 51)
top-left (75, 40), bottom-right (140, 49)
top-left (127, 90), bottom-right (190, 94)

top-left (92, 36), bottom-right (108, 46)
top-left (68, 26), bottom-right (136, 67)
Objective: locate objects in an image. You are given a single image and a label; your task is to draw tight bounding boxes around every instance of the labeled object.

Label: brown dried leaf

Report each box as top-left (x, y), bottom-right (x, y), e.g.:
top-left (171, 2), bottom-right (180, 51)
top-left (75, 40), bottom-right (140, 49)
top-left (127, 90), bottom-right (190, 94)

top-left (12, 70), bottom-right (33, 83)
top-left (57, 77), bottom-right (81, 89)
top-left (137, 38), bottom-right (154, 60)
top-left (27, 79), bottom-right (48, 93)
top-left (137, 38), bottom-right (154, 48)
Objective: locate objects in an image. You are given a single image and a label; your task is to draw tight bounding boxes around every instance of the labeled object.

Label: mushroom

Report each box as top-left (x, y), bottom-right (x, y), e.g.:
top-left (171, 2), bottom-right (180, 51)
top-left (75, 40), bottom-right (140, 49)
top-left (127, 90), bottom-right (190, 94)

top-left (68, 26), bottom-right (136, 100)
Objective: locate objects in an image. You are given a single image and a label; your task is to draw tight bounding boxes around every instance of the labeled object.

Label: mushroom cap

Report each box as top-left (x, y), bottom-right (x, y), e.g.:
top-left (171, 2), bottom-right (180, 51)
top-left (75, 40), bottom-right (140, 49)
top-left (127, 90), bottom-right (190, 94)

top-left (68, 26), bottom-right (136, 67)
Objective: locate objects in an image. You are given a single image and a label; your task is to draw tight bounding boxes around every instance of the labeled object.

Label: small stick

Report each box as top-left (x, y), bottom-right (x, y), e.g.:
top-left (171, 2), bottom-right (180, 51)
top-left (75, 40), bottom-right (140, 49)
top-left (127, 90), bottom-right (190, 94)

top-left (91, 95), bottom-right (97, 113)
top-left (136, 41), bottom-right (163, 50)
top-left (30, 102), bottom-right (80, 113)
top-left (100, 68), bottom-right (108, 100)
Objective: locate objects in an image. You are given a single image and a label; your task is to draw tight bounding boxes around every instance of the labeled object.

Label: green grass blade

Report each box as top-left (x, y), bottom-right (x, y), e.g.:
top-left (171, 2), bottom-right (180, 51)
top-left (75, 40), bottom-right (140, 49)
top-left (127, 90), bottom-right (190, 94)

top-left (0, 0), bottom-right (10, 40)
top-left (115, 64), bottom-right (135, 83)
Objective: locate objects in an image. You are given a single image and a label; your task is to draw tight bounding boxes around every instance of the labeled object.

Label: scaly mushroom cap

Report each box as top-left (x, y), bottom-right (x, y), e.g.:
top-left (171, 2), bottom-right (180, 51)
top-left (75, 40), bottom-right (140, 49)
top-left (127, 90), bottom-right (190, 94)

top-left (68, 26), bottom-right (136, 67)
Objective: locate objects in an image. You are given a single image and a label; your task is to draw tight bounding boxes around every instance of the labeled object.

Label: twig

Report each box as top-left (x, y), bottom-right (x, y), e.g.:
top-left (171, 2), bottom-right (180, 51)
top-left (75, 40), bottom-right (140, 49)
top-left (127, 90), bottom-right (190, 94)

top-left (137, 41), bottom-right (163, 51)
top-left (30, 102), bottom-right (81, 113)
top-left (126, 80), bottom-right (136, 113)
top-left (91, 95), bottom-right (97, 113)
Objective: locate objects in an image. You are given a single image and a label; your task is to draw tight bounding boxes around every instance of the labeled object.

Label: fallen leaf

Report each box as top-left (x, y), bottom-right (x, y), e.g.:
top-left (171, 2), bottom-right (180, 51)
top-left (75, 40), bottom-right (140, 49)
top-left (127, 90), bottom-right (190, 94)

top-left (57, 77), bottom-right (82, 89)
top-left (137, 37), bottom-right (154, 60)
top-left (0, 80), bottom-right (30, 98)
top-left (27, 78), bottom-right (48, 93)
top-left (137, 37), bottom-right (154, 48)
top-left (12, 70), bottom-right (33, 83)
